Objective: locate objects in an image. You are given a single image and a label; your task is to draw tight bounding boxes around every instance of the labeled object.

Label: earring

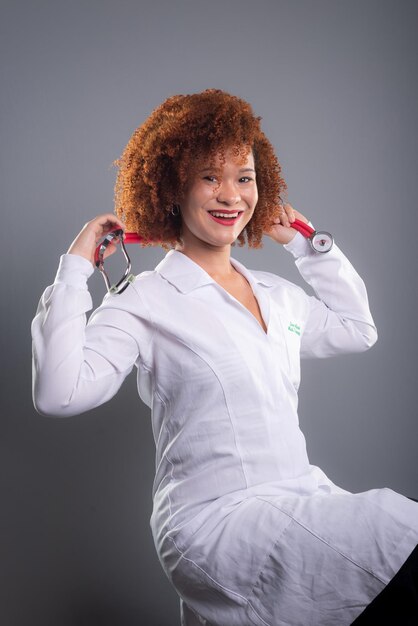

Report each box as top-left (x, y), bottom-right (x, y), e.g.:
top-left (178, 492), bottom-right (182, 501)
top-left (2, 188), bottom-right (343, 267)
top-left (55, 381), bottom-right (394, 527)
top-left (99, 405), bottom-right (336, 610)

top-left (171, 204), bottom-right (180, 216)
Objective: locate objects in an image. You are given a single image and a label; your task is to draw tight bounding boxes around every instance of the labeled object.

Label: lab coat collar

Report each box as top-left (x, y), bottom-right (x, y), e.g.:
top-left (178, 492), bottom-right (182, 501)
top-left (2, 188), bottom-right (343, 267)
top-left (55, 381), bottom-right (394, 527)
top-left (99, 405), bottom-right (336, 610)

top-left (155, 249), bottom-right (275, 294)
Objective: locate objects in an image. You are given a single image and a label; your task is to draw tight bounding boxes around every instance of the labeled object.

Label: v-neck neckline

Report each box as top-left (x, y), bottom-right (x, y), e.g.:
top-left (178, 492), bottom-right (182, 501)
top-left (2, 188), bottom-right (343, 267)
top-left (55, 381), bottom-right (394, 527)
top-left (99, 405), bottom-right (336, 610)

top-left (213, 274), bottom-right (269, 336)
top-left (159, 250), bottom-right (272, 336)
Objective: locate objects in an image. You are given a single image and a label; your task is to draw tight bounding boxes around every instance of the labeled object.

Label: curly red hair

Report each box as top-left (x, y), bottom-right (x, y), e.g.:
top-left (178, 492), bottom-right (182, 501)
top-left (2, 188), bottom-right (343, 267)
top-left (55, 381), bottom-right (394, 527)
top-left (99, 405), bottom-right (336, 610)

top-left (113, 89), bottom-right (287, 251)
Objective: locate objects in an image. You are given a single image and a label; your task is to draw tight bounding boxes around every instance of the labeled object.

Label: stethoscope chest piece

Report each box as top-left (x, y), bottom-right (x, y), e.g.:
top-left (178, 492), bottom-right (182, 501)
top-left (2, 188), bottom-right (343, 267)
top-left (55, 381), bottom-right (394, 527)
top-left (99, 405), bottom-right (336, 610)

top-left (291, 219), bottom-right (334, 253)
top-left (309, 230), bottom-right (334, 253)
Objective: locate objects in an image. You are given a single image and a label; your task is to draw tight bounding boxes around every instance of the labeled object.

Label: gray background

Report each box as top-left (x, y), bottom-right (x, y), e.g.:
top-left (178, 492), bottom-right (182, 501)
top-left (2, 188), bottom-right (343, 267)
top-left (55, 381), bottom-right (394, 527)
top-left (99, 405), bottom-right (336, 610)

top-left (1, 1), bottom-right (417, 624)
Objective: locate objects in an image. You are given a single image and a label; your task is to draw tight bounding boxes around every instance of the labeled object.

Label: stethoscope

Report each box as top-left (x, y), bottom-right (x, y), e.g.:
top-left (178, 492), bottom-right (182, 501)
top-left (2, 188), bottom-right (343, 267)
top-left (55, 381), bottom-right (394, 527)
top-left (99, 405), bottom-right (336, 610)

top-left (290, 220), bottom-right (334, 253)
top-left (94, 219), bottom-right (334, 294)
top-left (94, 230), bottom-right (143, 294)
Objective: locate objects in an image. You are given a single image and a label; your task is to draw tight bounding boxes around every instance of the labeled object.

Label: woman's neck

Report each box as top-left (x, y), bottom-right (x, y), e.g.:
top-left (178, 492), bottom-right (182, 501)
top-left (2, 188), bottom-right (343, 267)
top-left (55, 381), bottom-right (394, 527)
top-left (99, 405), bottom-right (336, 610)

top-left (174, 240), bottom-right (236, 281)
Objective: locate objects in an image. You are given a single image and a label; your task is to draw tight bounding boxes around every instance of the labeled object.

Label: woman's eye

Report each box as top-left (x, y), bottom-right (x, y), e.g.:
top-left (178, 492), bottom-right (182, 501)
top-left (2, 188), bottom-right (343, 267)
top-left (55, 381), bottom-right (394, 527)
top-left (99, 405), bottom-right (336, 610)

top-left (204, 176), bottom-right (218, 182)
top-left (239, 176), bottom-right (252, 183)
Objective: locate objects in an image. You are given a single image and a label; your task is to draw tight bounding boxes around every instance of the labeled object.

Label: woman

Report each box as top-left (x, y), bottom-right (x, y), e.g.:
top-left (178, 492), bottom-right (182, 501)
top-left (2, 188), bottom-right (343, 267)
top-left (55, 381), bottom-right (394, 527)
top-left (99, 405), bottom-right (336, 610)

top-left (32, 89), bottom-right (418, 625)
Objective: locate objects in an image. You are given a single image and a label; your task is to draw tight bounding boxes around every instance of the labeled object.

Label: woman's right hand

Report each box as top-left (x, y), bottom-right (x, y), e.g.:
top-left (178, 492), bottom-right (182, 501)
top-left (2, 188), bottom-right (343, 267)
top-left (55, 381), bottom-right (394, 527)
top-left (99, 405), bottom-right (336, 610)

top-left (67, 213), bottom-right (127, 267)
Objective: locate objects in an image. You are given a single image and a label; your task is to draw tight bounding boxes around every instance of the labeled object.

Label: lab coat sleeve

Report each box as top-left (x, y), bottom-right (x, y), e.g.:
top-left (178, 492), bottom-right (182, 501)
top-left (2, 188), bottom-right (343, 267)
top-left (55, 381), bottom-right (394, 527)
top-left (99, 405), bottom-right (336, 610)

top-left (283, 231), bottom-right (378, 359)
top-left (31, 254), bottom-right (154, 417)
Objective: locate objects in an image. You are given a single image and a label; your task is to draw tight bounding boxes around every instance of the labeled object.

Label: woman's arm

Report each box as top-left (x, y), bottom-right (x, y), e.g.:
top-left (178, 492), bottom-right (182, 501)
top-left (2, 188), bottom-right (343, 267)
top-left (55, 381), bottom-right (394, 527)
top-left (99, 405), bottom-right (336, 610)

top-left (31, 215), bottom-right (153, 417)
top-left (284, 232), bottom-right (378, 358)
top-left (265, 204), bottom-right (377, 358)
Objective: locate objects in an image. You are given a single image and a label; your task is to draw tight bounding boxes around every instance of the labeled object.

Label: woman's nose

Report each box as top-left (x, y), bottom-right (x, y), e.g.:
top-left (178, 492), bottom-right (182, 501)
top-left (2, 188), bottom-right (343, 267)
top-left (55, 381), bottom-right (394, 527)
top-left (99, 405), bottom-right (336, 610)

top-left (216, 181), bottom-right (241, 205)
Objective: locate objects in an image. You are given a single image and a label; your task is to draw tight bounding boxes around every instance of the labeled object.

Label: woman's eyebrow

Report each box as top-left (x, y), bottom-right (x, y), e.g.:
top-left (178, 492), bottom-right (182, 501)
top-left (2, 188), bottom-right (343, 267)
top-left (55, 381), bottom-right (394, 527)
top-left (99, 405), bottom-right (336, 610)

top-left (198, 167), bottom-right (256, 173)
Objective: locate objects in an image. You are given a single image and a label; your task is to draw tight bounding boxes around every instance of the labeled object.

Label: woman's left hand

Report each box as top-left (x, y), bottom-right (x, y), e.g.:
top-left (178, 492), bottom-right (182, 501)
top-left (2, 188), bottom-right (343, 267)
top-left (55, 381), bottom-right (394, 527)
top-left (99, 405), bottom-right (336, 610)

top-left (263, 203), bottom-right (309, 245)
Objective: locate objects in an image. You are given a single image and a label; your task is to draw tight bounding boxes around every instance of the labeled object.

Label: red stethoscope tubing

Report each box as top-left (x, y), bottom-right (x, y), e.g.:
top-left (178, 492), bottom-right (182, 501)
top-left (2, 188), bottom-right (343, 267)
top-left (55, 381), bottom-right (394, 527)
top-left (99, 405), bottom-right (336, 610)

top-left (93, 230), bottom-right (146, 267)
top-left (97, 218), bottom-right (312, 250)
top-left (289, 219), bottom-right (314, 238)
top-left (123, 232), bottom-right (148, 244)
top-left (94, 219), bottom-right (313, 267)
top-left (93, 219), bottom-right (320, 294)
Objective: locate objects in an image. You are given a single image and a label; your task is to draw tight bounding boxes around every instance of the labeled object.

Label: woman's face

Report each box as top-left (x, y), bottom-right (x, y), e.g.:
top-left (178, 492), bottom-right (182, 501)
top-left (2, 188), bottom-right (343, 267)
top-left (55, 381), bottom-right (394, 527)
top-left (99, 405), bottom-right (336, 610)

top-left (178, 148), bottom-right (258, 250)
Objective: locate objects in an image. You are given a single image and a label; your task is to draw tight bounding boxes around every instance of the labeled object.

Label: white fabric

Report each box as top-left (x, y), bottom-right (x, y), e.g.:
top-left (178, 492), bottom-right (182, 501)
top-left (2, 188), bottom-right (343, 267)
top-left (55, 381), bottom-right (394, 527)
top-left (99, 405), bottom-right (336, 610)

top-left (32, 232), bottom-right (418, 625)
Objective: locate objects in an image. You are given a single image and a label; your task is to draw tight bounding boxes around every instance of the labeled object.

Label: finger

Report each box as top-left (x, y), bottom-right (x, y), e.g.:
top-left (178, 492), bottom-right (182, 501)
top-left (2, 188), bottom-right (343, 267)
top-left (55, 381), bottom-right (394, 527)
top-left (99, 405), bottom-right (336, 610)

top-left (277, 203), bottom-right (293, 228)
top-left (89, 215), bottom-right (126, 243)
top-left (68, 214), bottom-right (126, 266)
top-left (263, 220), bottom-right (297, 245)
top-left (102, 239), bottom-right (120, 259)
top-left (101, 215), bottom-right (126, 232)
top-left (277, 204), bottom-right (286, 224)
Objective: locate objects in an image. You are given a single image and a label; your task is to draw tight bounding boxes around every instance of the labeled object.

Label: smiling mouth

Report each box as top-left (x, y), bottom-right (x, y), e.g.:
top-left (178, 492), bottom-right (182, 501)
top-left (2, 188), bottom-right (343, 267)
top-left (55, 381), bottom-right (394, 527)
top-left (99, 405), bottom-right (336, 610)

top-left (207, 210), bottom-right (244, 224)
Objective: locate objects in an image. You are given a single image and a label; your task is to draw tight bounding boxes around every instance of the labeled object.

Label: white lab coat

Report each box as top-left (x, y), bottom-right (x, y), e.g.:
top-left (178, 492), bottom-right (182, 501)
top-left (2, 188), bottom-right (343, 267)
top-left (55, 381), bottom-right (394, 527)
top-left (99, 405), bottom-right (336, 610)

top-left (32, 232), bottom-right (418, 626)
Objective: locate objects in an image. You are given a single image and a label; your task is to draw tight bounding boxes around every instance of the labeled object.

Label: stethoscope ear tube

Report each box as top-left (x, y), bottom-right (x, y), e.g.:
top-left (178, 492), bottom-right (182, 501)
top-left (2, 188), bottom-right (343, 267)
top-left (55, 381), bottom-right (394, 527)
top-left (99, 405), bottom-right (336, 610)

top-left (291, 219), bottom-right (334, 253)
top-left (94, 229), bottom-right (136, 294)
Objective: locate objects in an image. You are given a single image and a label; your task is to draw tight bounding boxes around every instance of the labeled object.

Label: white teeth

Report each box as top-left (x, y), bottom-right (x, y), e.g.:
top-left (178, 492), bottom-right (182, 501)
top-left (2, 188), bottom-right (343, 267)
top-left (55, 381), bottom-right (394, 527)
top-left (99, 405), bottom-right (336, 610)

top-left (209, 212), bottom-right (240, 218)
